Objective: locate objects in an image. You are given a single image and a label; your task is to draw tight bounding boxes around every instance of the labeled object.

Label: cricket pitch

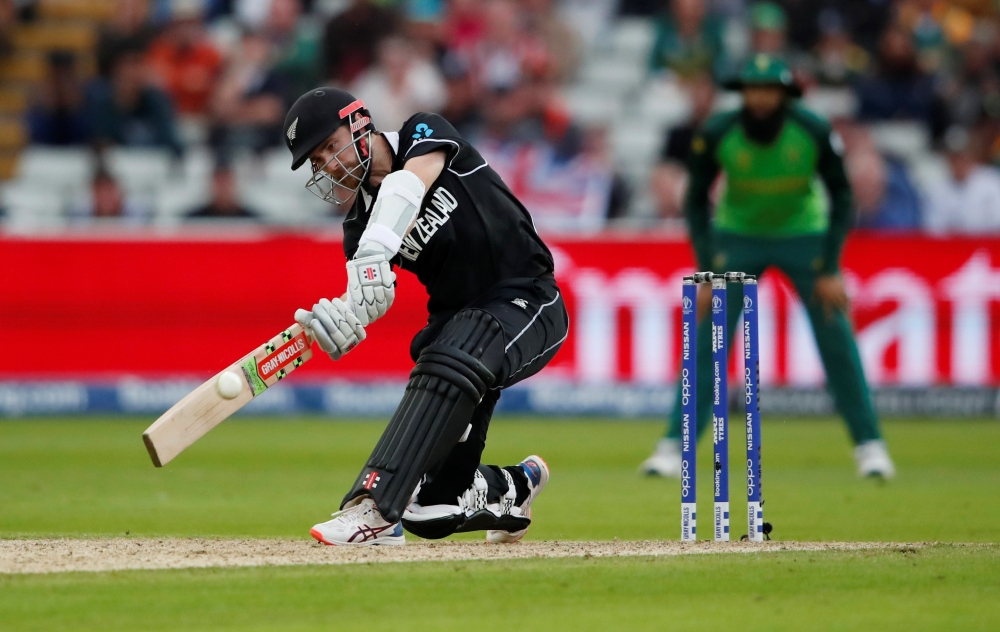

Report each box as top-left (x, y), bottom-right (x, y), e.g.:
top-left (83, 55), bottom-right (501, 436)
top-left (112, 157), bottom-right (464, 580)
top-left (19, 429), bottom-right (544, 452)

top-left (0, 539), bottom-right (931, 574)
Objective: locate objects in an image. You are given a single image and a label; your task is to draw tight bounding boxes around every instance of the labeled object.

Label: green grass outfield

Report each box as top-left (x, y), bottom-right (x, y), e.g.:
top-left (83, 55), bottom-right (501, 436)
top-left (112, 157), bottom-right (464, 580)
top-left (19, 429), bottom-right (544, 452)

top-left (2, 417), bottom-right (999, 630)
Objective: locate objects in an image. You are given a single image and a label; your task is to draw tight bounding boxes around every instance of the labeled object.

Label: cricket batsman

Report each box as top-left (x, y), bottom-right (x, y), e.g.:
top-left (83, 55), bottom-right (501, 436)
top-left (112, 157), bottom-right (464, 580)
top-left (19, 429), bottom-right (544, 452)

top-left (641, 55), bottom-right (896, 480)
top-left (285, 88), bottom-right (568, 545)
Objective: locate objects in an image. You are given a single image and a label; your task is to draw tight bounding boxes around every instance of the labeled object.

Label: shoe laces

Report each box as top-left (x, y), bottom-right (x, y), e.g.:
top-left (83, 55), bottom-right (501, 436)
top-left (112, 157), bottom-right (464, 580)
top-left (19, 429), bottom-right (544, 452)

top-left (329, 499), bottom-right (380, 527)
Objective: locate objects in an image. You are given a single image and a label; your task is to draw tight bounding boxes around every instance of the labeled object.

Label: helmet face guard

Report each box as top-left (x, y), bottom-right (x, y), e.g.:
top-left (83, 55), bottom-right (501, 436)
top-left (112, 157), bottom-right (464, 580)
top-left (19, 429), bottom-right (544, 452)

top-left (305, 128), bottom-right (372, 206)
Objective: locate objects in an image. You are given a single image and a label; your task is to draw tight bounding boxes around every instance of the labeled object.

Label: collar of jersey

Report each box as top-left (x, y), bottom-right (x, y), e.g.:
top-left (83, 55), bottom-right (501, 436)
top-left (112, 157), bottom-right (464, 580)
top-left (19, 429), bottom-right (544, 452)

top-left (382, 132), bottom-right (400, 159)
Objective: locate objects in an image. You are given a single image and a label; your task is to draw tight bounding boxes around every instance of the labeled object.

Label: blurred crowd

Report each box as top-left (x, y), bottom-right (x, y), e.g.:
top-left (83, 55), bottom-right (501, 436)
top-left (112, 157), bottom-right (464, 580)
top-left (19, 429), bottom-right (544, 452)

top-left (646, 0), bottom-right (1000, 234)
top-left (5, 0), bottom-right (1000, 233)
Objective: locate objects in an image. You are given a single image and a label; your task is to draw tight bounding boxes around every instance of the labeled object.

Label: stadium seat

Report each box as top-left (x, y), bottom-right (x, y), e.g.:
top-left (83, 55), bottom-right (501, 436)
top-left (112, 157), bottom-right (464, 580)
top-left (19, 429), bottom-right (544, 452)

top-left (37, 0), bottom-right (116, 22)
top-left (609, 18), bottom-right (657, 64)
top-left (580, 57), bottom-right (646, 96)
top-left (802, 88), bottom-right (858, 120)
top-left (15, 147), bottom-right (93, 189)
top-left (1, 184), bottom-right (66, 228)
top-left (11, 23), bottom-right (96, 54)
top-left (241, 183), bottom-right (331, 224)
top-left (105, 148), bottom-right (173, 195)
top-left (153, 179), bottom-right (210, 224)
top-left (0, 88), bottom-right (27, 116)
top-left (868, 122), bottom-right (930, 161)
top-left (0, 53), bottom-right (47, 83)
top-left (562, 87), bottom-right (621, 125)
top-left (910, 154), bottom-right (949, 196)
top-left (638, 80), bottom-right (692, 127)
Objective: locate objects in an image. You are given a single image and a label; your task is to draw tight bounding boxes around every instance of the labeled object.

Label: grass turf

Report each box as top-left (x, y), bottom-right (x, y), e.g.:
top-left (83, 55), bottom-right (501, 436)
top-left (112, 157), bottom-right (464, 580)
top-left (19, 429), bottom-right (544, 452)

top-left (1, 417), bottom-right (999, 630)
top-left (1, 545), bottom-right (998, 631)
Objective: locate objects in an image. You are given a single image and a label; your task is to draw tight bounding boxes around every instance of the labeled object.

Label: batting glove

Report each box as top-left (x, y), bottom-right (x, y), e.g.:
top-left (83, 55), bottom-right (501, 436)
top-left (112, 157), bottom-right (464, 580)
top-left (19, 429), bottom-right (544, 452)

top-left (294, 296), bottom-right (366, 361)
top-left (346, 252), bottom-right (395, 327)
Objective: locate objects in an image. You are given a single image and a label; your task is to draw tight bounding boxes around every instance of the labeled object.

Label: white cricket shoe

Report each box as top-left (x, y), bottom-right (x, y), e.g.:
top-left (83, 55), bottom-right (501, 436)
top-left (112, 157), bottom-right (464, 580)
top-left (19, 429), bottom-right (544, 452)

top-left (639, 438), bottom-right (682, 477)
top-left (310, 497), bottom-right (406, 546)
top-left (854, 440), bottom-right (896, 479)
top-left (487, 455), bottom-right (549, 544)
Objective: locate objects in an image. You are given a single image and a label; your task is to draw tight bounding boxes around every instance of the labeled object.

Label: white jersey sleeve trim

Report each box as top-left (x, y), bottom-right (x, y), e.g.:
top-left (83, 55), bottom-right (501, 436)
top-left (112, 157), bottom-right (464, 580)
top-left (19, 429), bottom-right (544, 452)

top-left (405, 137), bottom-right (489, 177)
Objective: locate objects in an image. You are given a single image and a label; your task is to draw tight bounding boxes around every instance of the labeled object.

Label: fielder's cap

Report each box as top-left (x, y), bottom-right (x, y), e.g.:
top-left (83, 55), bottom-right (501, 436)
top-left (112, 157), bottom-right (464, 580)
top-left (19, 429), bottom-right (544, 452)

top-left (723, 54), bottom-right (802, 97)
top-left (283, 88), bottom-right (373, 170)
top-left (750, 2), bottom-right (787, 31)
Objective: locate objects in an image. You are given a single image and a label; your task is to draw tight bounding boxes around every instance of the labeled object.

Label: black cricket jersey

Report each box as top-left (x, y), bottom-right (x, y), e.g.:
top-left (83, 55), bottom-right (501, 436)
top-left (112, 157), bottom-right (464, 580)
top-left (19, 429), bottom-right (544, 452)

top-left (343, 113), bottom-right (554, 315)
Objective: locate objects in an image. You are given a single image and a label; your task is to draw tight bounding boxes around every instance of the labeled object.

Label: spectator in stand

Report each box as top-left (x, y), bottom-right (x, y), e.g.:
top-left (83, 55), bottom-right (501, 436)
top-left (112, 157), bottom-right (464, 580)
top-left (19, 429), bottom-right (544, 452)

top-left (145, 0), bottom-right (223, 119)
top-left (267, 0), bottom-right (322, 100)
top-left (940, 22), bottom-right (1000, 130)
top-left (777, 0), bottom-right (891, 53)
top-left (350, 35), bottom-right (447, 132)
top-left (322, 0), bottom-right (399, 86)
top-left (837, 119), bottom-right (922, 230)
top-left (650, 73), bottom-right (714, 220)
top-left (847, 150), bottom-right (922, 230)
top-left (186, 164), bottom-right (259, 219)
top-left (0, 0), bottom-right (14, 59)
top-left (809, 9), bottom-right (870, 87)
top-left (854, 25), bottom-right (946, 139)
top-left (925, 126), bottom-right (1000, 234)
top-left (96, 0), bottom-right (157, 78)
top-left (648, 0), bottom-right (728, 80)
top-left (67, 164), bottom-right (151, 224)
top-left (443, 0), bottom-right (486, 57)
top-left (209, 29), bottom-right (289, 158)
top-left (748, 2), bottom-right (787, 56)
top-left (895, 0), bottom-right (975, 74)
top-left (26, 51), bottom-right (90, 146)
top-left (744, 2), bottom-right (813, 85)
top-left (439, 52), bottom-right (481, 138)
top-left (521, 0), bottom-right (583, 83)
top-left (84, 43), bottom-right (184, 157)
top-left (467, 0), bottom-right (552, 91)
top-left (585, 126), bottom-right (631, 222)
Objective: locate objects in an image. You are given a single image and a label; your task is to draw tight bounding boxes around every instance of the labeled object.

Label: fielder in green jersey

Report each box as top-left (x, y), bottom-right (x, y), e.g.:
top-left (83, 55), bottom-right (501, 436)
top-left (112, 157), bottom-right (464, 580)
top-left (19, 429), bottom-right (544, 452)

top-left (641, 55), bottom-right (896, 479)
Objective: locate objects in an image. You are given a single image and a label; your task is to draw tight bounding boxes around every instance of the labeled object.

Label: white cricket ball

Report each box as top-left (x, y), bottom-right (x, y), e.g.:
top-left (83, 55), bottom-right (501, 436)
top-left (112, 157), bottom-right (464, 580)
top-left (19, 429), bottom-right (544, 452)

top-left (215, 370), bottom-right (243, 399)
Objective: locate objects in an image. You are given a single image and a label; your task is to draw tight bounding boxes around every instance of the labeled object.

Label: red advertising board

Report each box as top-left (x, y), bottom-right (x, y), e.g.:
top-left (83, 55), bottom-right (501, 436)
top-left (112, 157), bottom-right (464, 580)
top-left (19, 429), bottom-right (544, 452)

top-left (3, 231), bottom-right (1000, 386)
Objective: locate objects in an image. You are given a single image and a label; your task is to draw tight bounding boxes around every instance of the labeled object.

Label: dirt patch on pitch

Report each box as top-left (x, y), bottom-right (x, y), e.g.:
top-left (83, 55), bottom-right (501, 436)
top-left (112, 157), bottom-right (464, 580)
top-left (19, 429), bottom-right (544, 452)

top-left (0, 539), bottom-right (931, 575)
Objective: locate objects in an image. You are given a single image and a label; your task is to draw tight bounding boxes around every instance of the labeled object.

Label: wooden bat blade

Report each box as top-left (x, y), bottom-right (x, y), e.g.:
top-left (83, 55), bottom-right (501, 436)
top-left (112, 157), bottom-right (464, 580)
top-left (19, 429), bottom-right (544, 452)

top-left (142, 324), bottom-right (313, 467)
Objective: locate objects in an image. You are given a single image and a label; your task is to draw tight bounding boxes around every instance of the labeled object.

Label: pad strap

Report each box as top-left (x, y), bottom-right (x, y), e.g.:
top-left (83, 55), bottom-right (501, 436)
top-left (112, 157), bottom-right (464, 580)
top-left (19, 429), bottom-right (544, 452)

top-left (358, 224), bottom-right (402, 255)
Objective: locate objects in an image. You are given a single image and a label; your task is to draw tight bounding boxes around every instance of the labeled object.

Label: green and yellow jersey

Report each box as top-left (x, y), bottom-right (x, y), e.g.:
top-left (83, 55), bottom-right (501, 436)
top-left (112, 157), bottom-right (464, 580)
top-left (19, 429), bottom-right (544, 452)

top-left (685, 104), bottom-right (853, 274)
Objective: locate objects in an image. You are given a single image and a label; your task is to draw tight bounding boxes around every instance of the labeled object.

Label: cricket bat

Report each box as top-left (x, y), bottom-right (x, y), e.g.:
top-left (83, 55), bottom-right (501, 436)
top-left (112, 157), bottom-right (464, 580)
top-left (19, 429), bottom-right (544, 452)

top-left (142, 324), bottom-right (314, 467)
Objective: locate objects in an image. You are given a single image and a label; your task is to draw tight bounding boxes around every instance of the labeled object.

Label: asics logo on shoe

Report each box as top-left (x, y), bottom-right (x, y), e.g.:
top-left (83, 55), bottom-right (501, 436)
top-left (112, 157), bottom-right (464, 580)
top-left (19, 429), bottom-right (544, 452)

top-left (348, 523), bottom-right (400, 543)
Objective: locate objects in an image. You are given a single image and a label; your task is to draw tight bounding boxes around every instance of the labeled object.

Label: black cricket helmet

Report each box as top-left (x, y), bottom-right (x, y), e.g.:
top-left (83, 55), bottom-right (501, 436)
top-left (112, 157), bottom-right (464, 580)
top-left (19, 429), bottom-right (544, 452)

top-left (284, 87), bottom-right (377, 205)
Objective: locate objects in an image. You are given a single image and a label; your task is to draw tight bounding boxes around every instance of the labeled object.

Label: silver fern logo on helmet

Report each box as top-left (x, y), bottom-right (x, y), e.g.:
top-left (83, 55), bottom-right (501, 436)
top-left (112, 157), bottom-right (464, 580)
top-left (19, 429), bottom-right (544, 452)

top-left (286, 117), bottom-right (298, 142)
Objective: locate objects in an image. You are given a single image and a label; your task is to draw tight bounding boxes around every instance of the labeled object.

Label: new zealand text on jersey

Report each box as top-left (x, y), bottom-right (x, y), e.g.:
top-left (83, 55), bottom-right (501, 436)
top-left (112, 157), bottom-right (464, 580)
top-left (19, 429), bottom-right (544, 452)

top-left (398, 187), bottom-right (459, 262)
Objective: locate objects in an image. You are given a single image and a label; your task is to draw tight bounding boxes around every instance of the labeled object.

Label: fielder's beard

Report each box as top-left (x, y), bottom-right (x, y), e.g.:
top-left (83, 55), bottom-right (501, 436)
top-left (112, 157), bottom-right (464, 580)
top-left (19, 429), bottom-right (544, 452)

top-left (741, 106), bottom-right (786, 145)
top-left (305, 130), bottom-right (372, 206)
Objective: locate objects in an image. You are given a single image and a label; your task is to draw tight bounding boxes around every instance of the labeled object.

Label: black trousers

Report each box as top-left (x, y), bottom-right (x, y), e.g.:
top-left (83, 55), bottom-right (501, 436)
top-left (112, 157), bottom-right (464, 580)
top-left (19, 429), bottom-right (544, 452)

top-left (411, 276), bottom-right (569, 507)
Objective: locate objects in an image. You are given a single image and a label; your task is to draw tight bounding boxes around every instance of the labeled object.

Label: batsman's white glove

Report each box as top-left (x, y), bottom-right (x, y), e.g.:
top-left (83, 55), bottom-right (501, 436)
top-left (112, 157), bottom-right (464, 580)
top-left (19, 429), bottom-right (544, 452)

top-left (345, 169), bottom-right (424, 327)
top-left (294, 295), bottom-right (366, 361)
top-left (346, 252), bottom-right (395, 327)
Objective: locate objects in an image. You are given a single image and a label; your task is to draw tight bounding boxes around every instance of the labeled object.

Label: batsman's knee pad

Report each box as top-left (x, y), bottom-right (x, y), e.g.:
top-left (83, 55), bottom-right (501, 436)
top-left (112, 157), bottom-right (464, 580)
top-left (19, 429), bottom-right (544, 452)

top-left (344, 310), bottom-right (505, 523)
